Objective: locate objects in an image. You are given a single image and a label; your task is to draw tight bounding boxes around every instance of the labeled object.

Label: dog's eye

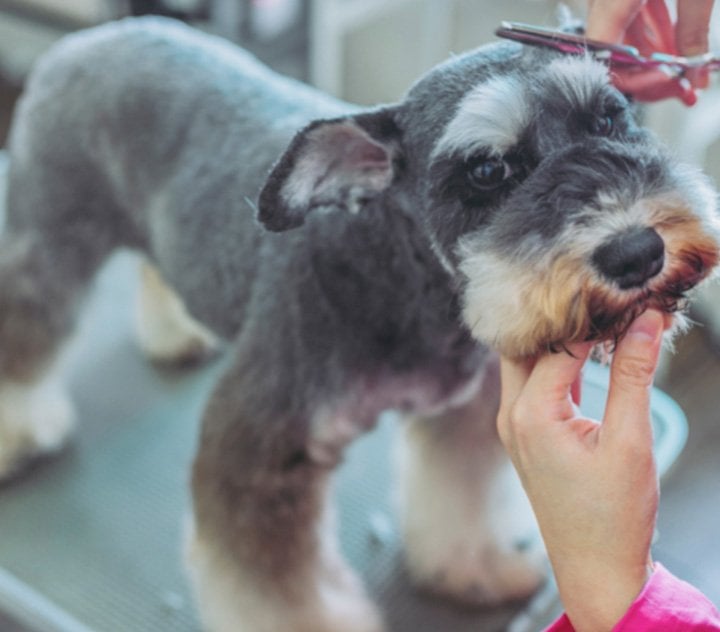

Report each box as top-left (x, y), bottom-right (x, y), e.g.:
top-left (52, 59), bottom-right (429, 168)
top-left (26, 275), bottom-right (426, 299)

top-left (467, 157), bottom-right (513, 190)
top-left (588, 114), bottom-right (614, 136)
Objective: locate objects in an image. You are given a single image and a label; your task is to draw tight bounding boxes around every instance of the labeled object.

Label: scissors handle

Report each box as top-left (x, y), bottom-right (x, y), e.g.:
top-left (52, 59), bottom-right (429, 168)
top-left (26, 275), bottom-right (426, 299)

top-left (495, 21), bottom-right (720, 73)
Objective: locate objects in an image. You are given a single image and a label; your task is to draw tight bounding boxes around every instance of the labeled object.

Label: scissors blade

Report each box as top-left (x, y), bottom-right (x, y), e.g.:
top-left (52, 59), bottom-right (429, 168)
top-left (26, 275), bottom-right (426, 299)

top-left (495, 22), bottom-right (642, 65)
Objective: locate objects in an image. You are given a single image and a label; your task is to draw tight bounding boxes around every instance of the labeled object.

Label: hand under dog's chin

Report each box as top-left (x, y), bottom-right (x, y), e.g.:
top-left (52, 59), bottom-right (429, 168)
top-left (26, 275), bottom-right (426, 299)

top-left (542, 290), bottom-right (685, 363)
top-left (587, 288), bottom-right (685, 342)
top-left (588, 304), bottom-right (679, 357)
top-left (485, 288), bottom-right (690, 360)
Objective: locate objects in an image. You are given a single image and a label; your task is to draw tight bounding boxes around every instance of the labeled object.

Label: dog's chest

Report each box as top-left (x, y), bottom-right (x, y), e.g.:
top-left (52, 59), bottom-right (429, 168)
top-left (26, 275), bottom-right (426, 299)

top-left (293, 218), bottom-right (486, 412)
top-left (307, 346), bottom-right (491, 465)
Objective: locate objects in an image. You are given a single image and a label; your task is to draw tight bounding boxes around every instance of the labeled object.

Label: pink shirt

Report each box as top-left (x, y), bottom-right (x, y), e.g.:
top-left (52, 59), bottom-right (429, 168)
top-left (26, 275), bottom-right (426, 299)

top-left (545, 564), bottom-right (720, 631)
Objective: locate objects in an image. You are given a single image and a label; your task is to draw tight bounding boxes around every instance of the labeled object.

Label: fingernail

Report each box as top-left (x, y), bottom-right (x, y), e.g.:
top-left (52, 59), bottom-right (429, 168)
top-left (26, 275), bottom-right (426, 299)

top-left (628, 310), bottom-right (664, 343)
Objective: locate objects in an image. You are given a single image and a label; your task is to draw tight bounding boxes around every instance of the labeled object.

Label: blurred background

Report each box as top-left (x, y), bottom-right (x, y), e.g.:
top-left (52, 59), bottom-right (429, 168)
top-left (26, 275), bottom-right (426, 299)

top-left (0, 1), bottom-right (719, 630)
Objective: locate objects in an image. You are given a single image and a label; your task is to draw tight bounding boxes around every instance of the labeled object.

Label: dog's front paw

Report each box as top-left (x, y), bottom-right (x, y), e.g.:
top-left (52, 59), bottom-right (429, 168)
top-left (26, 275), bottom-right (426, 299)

top-left (403, 461), bottom-right (547, 606)
top-left (0, 377), bottom-right (75, 480)
top-left (406, 534), bottom-right (546, 606)
top-left (187, 527), bottom-right (385, 632)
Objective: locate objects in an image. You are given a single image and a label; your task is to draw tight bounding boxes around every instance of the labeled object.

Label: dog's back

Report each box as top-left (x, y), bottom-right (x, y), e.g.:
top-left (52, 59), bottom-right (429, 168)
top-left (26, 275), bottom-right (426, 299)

top-left (10, 16), bottom-right (346, 193)
top-left (5, 17), bottom-right (354, 336)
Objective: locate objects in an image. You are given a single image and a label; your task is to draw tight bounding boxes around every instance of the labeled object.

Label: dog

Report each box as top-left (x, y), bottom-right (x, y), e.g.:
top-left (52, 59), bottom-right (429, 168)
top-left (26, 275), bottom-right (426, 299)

top-left (0, 16), bottom-right (718, 632)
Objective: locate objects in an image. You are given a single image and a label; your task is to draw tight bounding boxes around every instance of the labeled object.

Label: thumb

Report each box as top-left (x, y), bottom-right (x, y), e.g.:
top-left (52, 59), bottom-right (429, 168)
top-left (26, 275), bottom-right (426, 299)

top-left (586, 0), bottom-right (645, 43)
top-left (603, 309), bottom-right (664, 440)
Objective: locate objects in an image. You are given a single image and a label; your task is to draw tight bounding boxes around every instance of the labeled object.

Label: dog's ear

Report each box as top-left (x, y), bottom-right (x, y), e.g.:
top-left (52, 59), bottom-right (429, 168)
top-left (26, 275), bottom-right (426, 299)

top-left (258, 107), bottom-right (400, 231)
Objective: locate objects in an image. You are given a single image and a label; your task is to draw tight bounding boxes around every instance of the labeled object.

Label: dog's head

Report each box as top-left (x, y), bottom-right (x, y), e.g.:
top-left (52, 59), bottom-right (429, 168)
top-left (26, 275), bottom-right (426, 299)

top-left (258, 43), bottom-right (720, 358)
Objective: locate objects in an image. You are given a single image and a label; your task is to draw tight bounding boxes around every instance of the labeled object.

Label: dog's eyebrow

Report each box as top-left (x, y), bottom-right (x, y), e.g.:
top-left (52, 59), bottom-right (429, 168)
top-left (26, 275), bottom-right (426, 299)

top-left (543, 56), bottom-right (610, 110)
top-left (432, 75), bottom-right (529, 160)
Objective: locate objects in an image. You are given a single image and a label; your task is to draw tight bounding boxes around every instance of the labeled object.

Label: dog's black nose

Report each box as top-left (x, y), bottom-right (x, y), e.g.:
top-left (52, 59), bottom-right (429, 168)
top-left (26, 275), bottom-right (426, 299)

top-left (593, 227), bottom-right (665, 289)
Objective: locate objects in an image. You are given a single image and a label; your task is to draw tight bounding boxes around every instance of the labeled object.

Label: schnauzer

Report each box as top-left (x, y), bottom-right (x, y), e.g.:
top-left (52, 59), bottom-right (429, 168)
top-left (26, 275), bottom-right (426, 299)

top-left (0, 16), bottom-right (718, 632)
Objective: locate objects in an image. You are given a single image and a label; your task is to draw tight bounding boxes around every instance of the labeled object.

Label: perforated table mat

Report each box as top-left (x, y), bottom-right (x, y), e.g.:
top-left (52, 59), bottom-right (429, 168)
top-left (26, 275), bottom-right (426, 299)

top-left (0, 155), bottom-right (688, 632)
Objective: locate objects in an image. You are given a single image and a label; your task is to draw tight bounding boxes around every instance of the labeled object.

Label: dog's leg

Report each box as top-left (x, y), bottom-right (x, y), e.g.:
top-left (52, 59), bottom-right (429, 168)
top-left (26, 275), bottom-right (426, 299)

top-left (396, 354), bottom-right (547, 605)
top-left (187, 372), bottom-right (383, 632)
top-left (187, 490), bottom-right (381, 632)
top-left (135, 260), bottom-right (219, 366)
top-left (0, 229), bottom-right (111, 478)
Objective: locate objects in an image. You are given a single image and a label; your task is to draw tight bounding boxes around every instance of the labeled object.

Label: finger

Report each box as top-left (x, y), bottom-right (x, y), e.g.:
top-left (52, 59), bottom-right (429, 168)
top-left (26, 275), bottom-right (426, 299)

top-left (676, 0), bottom-right (715, 88)
top-left (625, 1), bottom-right (676, 55)
top-left (676, 0), bottom-right (714, 54)
top-left (499, 356), bottom-right (533, 404)
top-left (612, 67), bottom-right (697, 105)
top-left (586, 0), bottom-right (645, 42)
top-left (625, 16), bottom-right (661, 57)
top-left (602, 309), bottom-right (664, 441)
top-left (521, 342), bottom-right (593, 419)
top-left (498, 356), bottom-right (534, 436)
top-left (642, 0), bottom-right (677, 52)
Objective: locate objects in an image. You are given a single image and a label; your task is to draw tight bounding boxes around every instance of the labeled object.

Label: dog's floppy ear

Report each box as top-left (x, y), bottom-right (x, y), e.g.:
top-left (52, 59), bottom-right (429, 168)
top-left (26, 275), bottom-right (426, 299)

top-left (258, 107), bottom-right (400, 231)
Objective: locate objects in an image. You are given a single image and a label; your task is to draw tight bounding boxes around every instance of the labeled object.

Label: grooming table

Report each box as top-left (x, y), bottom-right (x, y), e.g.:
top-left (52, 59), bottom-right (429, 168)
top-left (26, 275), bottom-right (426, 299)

top-left (0, 154), bottom-right (688, 632)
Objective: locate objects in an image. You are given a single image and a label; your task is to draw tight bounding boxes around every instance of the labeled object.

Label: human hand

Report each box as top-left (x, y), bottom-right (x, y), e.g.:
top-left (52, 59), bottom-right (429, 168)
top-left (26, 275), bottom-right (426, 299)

top-left (586, 0), bottom-right (716, 105)
top-left (497, 309), bottom-right (666, 632)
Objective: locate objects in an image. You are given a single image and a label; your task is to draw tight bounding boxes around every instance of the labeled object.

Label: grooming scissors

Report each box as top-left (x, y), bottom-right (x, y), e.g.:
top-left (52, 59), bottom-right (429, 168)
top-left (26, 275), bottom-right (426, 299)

top-left (495, 21), bottom-right (720, 76)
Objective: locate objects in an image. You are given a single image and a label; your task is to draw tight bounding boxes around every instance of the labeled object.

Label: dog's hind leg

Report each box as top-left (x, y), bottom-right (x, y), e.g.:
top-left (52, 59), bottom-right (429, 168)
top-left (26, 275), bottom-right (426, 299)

top-left (187, 359), bottom-right (383, 632)
top-left (0, 223), bottom-right (116, 478)
top-left (135, 260), bottom-right (219, 367)
top-left (0, 144), bottom-right (126, 478)
top-left (396, 354), bottom-right (547, 605)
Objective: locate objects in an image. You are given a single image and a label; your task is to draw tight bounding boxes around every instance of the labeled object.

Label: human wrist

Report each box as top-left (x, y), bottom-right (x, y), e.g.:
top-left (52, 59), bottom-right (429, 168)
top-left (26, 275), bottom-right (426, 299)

top-left (555, 558), bottom-right (653, 632)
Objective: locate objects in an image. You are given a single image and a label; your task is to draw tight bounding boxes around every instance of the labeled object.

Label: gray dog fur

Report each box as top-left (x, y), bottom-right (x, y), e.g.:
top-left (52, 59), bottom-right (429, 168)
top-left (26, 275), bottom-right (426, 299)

top-left (1, 16), bottom-right (719, 632)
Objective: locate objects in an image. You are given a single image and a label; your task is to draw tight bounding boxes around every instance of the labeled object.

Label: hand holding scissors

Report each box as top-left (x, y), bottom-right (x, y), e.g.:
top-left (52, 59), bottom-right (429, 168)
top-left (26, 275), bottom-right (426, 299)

top-left (496, 0), bottom-right (716, 105)
top-left (588, 0), bottom-right (715, 103)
